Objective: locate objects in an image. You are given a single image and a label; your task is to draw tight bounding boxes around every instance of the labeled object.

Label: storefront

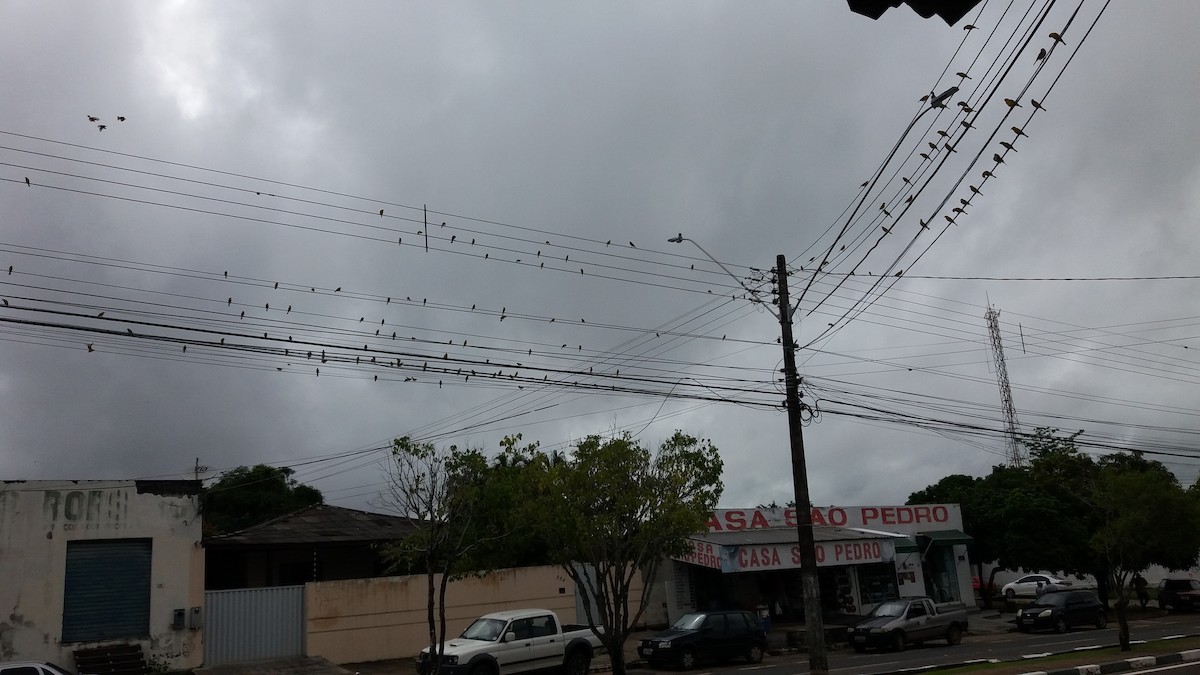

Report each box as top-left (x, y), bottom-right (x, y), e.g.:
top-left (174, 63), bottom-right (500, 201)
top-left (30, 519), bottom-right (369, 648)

top-left (650, 504), bottom-right (973, 625)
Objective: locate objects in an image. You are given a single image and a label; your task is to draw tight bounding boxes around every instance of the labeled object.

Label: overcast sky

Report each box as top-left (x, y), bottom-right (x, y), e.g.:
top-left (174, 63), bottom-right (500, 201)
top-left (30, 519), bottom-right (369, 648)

top-left (3, 1), bottom-right (1199, 515)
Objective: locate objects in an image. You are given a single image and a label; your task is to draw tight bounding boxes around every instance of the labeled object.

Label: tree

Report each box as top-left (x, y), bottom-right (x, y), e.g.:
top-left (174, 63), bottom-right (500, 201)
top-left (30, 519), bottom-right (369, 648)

top-left (1091, 452), bottom-right (1200, 650)
top-left (202, 464), bottom-right (322, 536)
top-left (377, 437), bottom-right (500, 675)
top-left (910, 428), bottom-right (1200, 652)
top-left (528, 431), bottom-right (723, 675)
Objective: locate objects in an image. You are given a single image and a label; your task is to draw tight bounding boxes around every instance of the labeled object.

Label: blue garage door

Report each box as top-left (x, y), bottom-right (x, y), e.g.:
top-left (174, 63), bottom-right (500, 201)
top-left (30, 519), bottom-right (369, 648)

top-left (62, 539), bottom-right (153, 642)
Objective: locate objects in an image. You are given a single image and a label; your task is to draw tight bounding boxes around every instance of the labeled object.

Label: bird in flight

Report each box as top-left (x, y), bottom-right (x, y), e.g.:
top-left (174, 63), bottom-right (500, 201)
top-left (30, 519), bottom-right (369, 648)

top-left (97, 124), bottom-right (107, 131)
top-left (87, 115), bottom-right (99, 122)
top-left (117, 116), bottom-right (126, 122)
top-left (86, 343), bottom-right (94, 352)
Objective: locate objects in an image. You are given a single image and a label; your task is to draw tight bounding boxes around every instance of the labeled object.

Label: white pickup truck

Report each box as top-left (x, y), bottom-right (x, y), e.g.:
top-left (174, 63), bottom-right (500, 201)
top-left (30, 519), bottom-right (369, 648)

top-left (416, 608), bottom-right (604, 675)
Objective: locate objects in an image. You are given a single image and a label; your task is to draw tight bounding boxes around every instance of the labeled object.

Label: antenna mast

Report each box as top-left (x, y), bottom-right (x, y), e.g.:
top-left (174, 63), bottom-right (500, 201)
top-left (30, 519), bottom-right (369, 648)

top-left (986, 306), bottom-right (1024, 467)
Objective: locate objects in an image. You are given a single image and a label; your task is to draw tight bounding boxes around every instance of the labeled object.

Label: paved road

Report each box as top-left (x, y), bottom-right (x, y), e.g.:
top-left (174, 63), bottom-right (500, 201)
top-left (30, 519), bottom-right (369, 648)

top-left (630, 612), bottom-right (1200, 675)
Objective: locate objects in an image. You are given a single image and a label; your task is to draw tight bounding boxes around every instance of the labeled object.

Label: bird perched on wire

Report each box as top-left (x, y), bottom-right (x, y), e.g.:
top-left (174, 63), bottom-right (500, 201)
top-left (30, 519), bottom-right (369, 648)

top-left (1012, 126), bottom-right (1028, 138)
top-left (1004, 98), bottom-right (1021, 108)
top-left (1000, 141), bottom-right (1018, 152)
top-left (993, 154), bottom-right (1006, 165)
top-left (956, 71), bottom-right (971, 80)
top-left (1036, 48), bottom-right (1047, 61)
top-left (1049, 31), bottom-right (1065, 44)
top-left (24, 177), bottom-right (30, 186)
top-left (1031, 99), bottom-right (1046, 111)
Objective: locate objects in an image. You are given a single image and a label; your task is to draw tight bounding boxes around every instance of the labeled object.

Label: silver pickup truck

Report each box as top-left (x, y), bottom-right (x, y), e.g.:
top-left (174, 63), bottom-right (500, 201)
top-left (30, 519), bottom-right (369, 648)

top-left (848, 597), bottom-right (968, 652)
top-left (416, 608), bottom-right (603, 675)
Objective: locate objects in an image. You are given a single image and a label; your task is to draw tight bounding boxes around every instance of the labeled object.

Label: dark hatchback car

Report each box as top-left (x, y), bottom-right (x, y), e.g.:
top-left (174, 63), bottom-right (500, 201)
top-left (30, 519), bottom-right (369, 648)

top-left (637, 610), bottom-right (767, 669)
top-left (1016, 589), bottom-right (1107, 633)
top-left (1158, 578), bottom-right (1200, 611)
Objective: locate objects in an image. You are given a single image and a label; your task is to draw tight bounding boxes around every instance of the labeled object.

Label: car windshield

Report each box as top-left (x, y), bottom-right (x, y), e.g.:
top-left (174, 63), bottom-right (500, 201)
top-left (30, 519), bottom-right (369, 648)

top-left (461, 618), bottom-right (508, 641)
top-left (871, 601), bottom-right (909, 618)
top-left (1032, 592), bottom-right (1069, 608)
top-left (671, 613), bottom-right (708, 630)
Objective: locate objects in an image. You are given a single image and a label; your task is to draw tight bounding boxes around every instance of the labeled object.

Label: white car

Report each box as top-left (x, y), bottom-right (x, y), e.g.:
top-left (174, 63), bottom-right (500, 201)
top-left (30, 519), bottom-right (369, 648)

top-left (0, 663), bottom-right (75, 675)
top-left (1002, 574), bottom-right (1074, 598)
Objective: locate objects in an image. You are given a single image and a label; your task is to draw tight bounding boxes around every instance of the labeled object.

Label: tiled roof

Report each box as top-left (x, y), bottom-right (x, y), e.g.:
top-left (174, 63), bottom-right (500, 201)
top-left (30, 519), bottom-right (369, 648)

top-left (204, 503), bottom-right (418, 547)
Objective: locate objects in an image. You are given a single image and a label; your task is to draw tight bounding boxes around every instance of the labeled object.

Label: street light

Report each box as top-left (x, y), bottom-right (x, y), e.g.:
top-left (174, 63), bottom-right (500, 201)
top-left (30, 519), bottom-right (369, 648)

top-left (668, 237), bottom-right (827, 674)
top-left (667, 234), bottom-right (779, 320)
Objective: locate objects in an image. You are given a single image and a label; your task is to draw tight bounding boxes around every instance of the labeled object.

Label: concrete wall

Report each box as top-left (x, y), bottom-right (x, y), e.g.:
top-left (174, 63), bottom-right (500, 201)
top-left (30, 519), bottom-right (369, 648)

top-left (0, 480), bottom-right (204, 671)
top-left (306, 565), bottom-right (643, 665)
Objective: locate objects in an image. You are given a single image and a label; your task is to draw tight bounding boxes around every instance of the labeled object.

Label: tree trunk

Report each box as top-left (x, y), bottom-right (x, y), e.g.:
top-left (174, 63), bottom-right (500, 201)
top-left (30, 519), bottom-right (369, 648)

top-left (1115, 596), bottom-right (1130, 651)
top-left (604, 634), bottom-right (627, 675)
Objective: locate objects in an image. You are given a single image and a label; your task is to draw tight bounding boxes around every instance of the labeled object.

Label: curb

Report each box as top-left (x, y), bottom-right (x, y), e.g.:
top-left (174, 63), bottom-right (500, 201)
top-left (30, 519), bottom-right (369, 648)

top-left (1022, 648), bottom-right (1200, 675)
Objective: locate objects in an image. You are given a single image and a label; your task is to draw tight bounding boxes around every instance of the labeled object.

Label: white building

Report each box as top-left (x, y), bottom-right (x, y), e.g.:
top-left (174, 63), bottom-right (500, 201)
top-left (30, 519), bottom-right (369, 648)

top-left (649, 504), bottom-right (973, 625)
top-left (0, 480), bottom-right (205, 671)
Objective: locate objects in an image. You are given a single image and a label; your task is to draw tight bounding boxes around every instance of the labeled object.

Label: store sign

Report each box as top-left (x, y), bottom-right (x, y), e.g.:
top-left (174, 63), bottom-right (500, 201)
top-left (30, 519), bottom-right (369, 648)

top-left (675, 538), bottom-right (896, 572)
top-left (705, 504), bottom-right (959, 533)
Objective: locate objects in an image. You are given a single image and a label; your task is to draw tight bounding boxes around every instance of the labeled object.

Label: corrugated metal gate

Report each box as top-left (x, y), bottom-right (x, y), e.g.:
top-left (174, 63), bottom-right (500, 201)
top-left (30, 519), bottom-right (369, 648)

top-left (203, 586), bottom-right (305, 666)
top-left (63, 538), bottom-right (153, 643)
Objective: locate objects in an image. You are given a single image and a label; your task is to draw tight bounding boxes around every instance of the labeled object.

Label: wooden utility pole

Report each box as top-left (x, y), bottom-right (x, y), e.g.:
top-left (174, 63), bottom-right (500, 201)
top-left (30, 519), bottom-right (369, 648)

top-left (775, 254), bottom-right (828, 674)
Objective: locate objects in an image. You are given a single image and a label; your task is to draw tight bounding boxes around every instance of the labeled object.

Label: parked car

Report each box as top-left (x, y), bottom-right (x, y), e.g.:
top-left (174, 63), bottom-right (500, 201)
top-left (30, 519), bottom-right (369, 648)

top-left (636, 610), bottom-right (766, 669)
top-left (848, 597), bottom-right (968, 652)
top-left (0, 664), bottom-right (74, 675)
top-left (1015, 589), bottom-right (1106, 633)
top-left (1157, 578), bottom-right (1200, 611)
top-left (416, 608), bottom-right (603, 675)
top-left (1001, 574), bottom-right (1074, 599)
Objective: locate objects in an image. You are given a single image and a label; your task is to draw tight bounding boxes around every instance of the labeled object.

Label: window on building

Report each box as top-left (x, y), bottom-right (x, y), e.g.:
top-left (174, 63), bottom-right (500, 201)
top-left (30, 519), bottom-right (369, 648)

top-left (62, 539), bottom-right (152, 642)
top-left (857, 563), bottom-right (898, 606)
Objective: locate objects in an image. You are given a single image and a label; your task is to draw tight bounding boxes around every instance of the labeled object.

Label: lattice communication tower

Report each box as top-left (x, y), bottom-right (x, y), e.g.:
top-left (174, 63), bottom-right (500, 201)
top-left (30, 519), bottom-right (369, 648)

top-left (986, 306), bottom-right (1025, 467)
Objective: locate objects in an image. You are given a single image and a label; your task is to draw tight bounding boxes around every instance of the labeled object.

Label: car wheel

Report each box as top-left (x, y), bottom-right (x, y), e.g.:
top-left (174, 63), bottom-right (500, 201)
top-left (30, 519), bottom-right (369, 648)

top-left (745, 643), bottom-right (764, 664)
top-left (946, 624), bottom-right (963, 646)
top-left (852, 643), bottom-right (866, 653)
top-left (678, 647), bottom-right (697, 670)
top-left (1005, 588), bottom-right (1016, 600)
top-left (469, 662), bottom-right (494, 675)
top-left (892, 631), bottom-right (907, 652)
top-left (1096, 612), bottom-right (1107, 629)
top-left (565, 650), bottom-right (591, 675)
top-left (1017, 625), bottom-right (1030, 633)
top-left (1054, 617), bottom-right (1068, 634)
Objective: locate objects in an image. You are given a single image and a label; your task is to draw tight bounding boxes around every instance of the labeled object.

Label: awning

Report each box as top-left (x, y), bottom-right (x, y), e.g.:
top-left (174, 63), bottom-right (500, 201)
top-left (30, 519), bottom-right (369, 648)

top-left (894, 536), bottom-right (919, 553)
top-left (917, 529), bottom-right (973, 546)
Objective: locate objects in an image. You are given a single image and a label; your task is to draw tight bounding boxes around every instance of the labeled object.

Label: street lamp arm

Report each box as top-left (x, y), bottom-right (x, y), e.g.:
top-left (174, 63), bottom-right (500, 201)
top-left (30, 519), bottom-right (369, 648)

top-left (668, 234), bottom-right (780, 320)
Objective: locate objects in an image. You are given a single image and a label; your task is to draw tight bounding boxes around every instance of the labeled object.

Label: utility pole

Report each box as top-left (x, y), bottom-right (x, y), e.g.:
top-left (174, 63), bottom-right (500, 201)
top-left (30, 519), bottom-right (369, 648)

top-left (667, 237), bottom-right (828, 674)
top-left (775, 254), bottom-right (828, 674)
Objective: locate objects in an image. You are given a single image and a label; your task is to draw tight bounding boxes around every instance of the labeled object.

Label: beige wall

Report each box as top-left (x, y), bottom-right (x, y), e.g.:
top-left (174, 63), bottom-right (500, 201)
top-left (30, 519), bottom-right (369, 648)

top-left (306, 565), bottom-right (644, 665)
top-left (0, 480), bottom-right (204, 671)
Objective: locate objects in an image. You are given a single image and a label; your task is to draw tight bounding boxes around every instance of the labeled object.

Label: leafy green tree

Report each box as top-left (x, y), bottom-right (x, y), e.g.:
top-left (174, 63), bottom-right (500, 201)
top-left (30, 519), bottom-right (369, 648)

top-left (1091, 452), bottom-right (1200, 649)
top-left (202, 464), bottom-right (322, 536)
top-left (528, 431), bottom-right (723, 675)
top-left (911, 428), bottom-right (1200, 651)
top-left (378, 437), bottom-right (499, 674)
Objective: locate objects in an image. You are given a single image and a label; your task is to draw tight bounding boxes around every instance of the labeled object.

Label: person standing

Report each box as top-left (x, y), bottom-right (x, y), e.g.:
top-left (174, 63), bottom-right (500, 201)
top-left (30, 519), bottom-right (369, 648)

top-left (1133, 573), bottom-right (1150, 608)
